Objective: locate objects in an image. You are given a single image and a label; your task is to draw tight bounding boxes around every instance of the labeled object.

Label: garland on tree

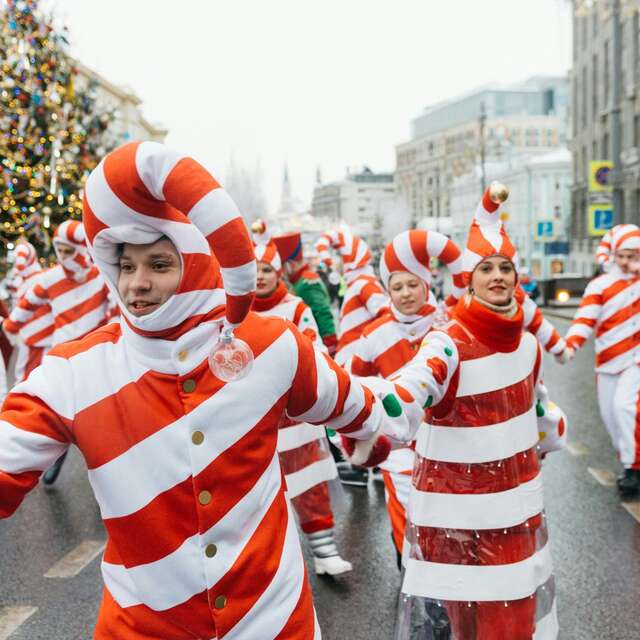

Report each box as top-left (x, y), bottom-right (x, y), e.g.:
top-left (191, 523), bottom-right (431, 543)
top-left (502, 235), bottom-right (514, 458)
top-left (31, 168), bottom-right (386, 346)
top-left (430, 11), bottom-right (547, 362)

top-left (0, 0), bottom-right (117, 273)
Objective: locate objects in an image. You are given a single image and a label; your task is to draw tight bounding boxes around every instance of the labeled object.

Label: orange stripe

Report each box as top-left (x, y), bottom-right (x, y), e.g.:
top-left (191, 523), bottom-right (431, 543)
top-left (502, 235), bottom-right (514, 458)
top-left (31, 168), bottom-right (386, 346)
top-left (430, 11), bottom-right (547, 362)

top-left (162, 156), bottom-right (221, 214)
top-left (382, 470), bottom-right (408, 554)
top-left (274, 564), bottom-right (316, 639)
top-left (207, 217), bottom-right (255, 269)
top-left (595, 332), bottom-right (640, 367)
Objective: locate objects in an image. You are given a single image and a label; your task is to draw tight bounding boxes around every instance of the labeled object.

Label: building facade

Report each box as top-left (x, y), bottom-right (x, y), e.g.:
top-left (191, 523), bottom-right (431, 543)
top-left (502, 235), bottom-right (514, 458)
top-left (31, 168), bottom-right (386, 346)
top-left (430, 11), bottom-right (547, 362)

top-left (310, 167), bottom-right (395, 243)
top-left (570, 3), bottom-right (640, 273)
top-left (75, 62), bottom-right (168, 144)
top-left (395, 77), bottom-right (569, 230)
top-left (450, 149), bottom-right (572, 278)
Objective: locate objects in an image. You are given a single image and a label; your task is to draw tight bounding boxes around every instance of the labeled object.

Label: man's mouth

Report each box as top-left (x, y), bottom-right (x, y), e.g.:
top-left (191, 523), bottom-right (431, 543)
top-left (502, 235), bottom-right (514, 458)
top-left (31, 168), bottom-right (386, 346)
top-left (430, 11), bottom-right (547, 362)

top-left (128, 300), bottom-right (160, 316)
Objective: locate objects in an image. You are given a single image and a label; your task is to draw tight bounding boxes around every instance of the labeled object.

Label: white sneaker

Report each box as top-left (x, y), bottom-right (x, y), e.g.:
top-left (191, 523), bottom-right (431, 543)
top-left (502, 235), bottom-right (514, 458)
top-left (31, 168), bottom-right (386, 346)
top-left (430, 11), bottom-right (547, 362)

top-left (313, 555), bottom-right (353, 576)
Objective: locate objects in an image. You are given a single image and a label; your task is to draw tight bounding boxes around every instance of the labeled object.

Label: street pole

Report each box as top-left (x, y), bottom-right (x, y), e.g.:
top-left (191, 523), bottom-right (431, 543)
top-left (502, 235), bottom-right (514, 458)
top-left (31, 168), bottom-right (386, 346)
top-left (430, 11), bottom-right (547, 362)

top-left (526, 163), bottom-right (533, 273)
top-left (479, 101), bottom-right (487, 193)
top-left (611, 0), bottom-right (624, 222)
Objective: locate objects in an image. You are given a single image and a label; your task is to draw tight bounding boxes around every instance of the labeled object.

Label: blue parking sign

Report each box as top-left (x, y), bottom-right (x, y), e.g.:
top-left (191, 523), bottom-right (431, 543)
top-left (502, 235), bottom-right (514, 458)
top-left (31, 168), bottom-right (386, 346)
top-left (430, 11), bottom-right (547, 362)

top-left (536, 220), bottom-right (554, 239)
top-left (588, 204), bottom-right (614, 236)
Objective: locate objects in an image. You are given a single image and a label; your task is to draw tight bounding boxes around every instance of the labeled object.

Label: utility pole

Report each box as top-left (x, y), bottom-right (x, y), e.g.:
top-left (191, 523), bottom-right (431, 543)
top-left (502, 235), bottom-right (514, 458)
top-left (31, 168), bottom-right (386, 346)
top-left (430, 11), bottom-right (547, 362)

top-left (611, 0), bottom-right (624, 222)
top-left (479, 101), bottom-right (487, 193)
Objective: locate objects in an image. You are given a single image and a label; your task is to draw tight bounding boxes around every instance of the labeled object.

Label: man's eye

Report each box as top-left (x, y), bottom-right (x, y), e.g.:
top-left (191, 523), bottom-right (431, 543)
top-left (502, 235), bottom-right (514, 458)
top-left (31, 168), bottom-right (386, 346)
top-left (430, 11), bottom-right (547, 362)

top-left (153, 262), bottom-right (169, 270)
top-left (120, 263), bottom-right (133, 272)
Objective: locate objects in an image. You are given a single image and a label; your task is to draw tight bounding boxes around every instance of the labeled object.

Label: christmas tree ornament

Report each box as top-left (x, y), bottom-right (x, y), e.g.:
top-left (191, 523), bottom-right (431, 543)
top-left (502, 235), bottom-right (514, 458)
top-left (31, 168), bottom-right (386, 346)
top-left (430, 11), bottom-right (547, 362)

top-left (208, 325), bottom-right (254, 382)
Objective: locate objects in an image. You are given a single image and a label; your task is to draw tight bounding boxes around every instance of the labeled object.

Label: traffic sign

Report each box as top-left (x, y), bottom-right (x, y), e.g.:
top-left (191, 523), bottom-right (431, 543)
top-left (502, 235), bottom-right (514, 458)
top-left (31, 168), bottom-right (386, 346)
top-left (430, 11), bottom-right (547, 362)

top-left (536, 220), bottom-right (555, 241)
top-left (587, 203), bottom-right (614, 236)
top-left (589, 161), bottom-right (613, 193)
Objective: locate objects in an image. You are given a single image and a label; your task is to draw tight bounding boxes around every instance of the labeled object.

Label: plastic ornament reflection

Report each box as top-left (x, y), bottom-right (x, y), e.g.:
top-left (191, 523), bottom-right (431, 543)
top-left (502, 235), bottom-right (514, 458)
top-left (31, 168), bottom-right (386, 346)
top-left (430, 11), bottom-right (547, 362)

top-left (208, 326), bottom-right (254, 382)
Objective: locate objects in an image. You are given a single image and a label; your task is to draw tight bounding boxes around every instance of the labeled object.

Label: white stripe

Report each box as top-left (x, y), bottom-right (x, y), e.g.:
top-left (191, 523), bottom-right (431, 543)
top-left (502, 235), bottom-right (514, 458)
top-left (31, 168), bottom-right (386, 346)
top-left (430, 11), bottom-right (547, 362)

top-left (44, 540), bottom-right (105, 578)
top-left (189, 188), bottom-right (241, 238)
top-left (379, 446), bottom-right (415, 475)
top-left (533, 602), bottom-right (559, 639)
top-left (392, 233), bottom-right (432, 283)
top-left (284, 455), bottom-right (337, 499)
top-left (224, 500), bottom-right (306, 639)
top-left (415, 406), bottom-right (538, 463)
top-left (277, 423), bottom-right (325, 452)
top-left (324, 374), bottom-right (366, 430)
top-left (136, 141), bottom-right (184, 200)
top-left (0, 607), bottom-right (38, 640)
top-left (51, 304), bottom-right (109, 344)
top-left (104, 452), bottom-right (283, 612)
top-left (0, 420), bottom-right (69, 473)
top-left (20, 310), bottom-right (54, 341)
top-left (409, 472), bottom-right (543, 530)
top-left (219, 261), bottom-right (257, 296)
top-left (290, 349), bottom-right (338, 424)
top-left (339, 306), bottom-right (372, 335)
top-left (402, 543), bottom-right (553, 602)
top-left (49, 274), bottom-right (103, 316)
top-left (457, 332), bottom-right (537, 397)
top-left (90, 332), bottom-right (295, 519)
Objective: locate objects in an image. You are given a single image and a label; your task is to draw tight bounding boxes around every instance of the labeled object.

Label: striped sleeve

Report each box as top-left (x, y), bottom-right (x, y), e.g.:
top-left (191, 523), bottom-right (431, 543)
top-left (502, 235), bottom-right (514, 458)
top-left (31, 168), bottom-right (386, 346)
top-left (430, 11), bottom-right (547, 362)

top-left (3, 282), bottom-right (48, 336)
top-left (285, 323), bottom-right (381, 439)
top-left (314, 231), bottom-right (341, 267)
top-left (360, 280), bottom-right (388, 318)
top-left (521, 294), bottom-right (566, 355)
top-left (566, 279), bottom-right (602, 350)
top-left (0, 354), bottom-right (74, 517)
top-left (292, 302), bottom-right (322, 350)
top-left (350, 333), bottom-right (378, 377)
top-left (383, 330), bottom-right (459, 442)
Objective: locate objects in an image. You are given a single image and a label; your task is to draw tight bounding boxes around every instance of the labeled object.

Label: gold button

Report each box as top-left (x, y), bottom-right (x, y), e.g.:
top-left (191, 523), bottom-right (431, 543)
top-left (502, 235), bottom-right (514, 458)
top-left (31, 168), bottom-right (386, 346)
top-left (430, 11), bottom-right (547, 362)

top-left (214, 595), bottom-right (227, 609)
top-left (182, 379), bottom-right (196, 393)
top-left (410, 330), bottom-right (416, 336)
top-left (178, 349), bottom-right (188, 362)
top-left (205, 543), bottom-right (217, 558)
top-left (198, 490), bottom-right (212, 505)
top-left (192, 430), bottom-right (204, 445)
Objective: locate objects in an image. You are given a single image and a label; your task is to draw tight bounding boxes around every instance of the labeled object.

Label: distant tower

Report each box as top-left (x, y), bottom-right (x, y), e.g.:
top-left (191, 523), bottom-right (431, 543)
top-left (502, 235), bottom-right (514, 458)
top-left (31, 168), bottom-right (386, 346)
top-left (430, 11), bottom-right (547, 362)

top-left (279, 161), bottom-right (293, 213)
top-left (315, 165), bottom-right (322, 185)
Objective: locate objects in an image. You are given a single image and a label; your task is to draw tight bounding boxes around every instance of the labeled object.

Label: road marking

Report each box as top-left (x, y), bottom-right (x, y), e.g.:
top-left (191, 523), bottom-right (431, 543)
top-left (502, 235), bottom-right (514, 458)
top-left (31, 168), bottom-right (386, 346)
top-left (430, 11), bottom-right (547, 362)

top-left (566, 441), bottom-right (590, 456)
top-left (621, 501), bottom-right (640, 524)
top-left (587, 467), bottom-right (617, 486)
top-left (0, 606), bottom-right (37, 640)
top-left (44, 540), bottom-right (105, 579)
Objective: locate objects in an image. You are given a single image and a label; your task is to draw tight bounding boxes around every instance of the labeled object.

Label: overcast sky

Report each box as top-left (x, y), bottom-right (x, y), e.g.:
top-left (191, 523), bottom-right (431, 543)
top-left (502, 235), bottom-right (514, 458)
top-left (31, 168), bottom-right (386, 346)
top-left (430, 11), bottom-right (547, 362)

top-left (47, 0), bottom-right (572, 213)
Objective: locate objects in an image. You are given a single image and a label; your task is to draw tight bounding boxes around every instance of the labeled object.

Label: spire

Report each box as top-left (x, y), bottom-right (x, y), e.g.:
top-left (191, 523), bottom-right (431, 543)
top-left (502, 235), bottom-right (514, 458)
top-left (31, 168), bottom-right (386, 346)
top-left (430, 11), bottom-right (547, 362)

top-left (316, 164), bottom-right (322, 185)
top-left (280, 160), bottom-right (293, 213)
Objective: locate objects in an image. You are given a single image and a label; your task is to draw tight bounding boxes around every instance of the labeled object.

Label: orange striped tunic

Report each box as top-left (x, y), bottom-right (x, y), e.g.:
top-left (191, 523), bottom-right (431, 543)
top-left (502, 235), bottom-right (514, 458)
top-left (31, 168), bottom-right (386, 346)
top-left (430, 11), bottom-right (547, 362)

top-left (0, 312), bottom-right (380, 639)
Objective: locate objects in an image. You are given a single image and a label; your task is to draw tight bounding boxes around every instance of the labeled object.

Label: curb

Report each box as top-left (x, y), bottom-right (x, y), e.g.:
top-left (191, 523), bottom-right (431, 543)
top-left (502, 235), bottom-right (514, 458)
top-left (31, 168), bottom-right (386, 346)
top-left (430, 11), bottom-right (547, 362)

top-left (541, 308), bottom-right (575, 321)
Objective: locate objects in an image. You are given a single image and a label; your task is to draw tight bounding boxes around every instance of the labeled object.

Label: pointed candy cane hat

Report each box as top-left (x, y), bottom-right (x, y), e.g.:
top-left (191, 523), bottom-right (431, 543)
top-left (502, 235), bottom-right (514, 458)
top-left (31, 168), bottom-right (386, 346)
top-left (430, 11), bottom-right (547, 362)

top-left (82, 141), bottom-right (256, 337)
top-left (251, 219), bottom-right (282, 274)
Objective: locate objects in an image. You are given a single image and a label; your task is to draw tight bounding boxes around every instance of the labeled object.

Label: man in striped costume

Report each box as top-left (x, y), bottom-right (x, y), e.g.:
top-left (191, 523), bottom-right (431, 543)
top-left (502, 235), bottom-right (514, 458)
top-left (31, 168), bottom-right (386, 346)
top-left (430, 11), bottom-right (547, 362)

top-left (345, 183), bottom-right (567, 639)
top-left (2, 241), bottom-right (54, 382)
top-left (565, 224), bottom-right (640, 496)
top-left (0, 141), bottom-right (387, 640)
top-left (350, 229), bottom-right (464, 569)
top-left (315, 228), bottom-right (388, 367)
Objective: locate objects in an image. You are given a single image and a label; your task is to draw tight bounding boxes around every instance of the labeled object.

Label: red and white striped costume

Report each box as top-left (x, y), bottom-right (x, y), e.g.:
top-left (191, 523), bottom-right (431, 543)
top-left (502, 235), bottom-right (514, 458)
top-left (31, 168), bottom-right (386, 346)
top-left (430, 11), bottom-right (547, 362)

top-left (351, 229), bottom-right (464, 560)
top-left (0, 141), bottom-right (384, 639)
top-left (2, 242), bottom-right (54, 381)
top-left (252, 227), bottom-right (339, 536)
top-left (371, 185), bottom-right (566, 639)
top-left (5, 222), bottom-right (112, 350)
top-left (253, 283), bottom-right (338, 530)
top-left (315, 228), bottom-right (387, 365)
top-left (596, 224), bottom-right (640, 270)
top-left (566, 224), bottom-right (640, 469)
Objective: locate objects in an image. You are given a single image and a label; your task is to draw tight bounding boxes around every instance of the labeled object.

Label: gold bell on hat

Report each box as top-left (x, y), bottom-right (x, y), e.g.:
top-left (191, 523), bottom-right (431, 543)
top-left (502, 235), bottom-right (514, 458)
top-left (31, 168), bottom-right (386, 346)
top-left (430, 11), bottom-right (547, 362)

top-left (251, 218), bottom-right (266, 234)
top-left (489, 181), bottom-right (509, 204)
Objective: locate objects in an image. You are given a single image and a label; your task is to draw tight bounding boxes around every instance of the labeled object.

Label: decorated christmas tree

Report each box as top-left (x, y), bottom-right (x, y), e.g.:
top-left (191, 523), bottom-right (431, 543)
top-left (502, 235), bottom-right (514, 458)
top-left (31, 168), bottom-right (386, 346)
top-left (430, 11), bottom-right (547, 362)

top-left (0, 0), bottom-right (116, 271)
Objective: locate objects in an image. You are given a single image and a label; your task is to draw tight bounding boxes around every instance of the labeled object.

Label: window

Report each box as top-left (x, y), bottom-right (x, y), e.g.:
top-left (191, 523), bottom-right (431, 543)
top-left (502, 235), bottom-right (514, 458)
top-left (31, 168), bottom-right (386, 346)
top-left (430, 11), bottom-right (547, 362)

top-left (592, 53), bottom-right (598, 117)
top-left (604, 40), bottom-right (610, 107)
top-left (602, 132), bottom-right (609, 159)
top-left (582, 66), bottom-right (588, 127)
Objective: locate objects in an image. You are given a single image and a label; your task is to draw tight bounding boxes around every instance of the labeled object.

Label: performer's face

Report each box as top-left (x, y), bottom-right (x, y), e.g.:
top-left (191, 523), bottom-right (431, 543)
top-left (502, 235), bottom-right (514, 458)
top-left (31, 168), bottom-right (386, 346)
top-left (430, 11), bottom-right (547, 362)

top-left (55, 242), bottom-right (76, 261)
top-left (471, 256), bottom-right (516, 306)
top-left (388, 272), bottom-right (427, 316)
top-left (614, 248), bottom-right (640, 274)
top-left (117, 238), bottom-right (182, 317)
top-left (256, 262), bottom-right (279, 297)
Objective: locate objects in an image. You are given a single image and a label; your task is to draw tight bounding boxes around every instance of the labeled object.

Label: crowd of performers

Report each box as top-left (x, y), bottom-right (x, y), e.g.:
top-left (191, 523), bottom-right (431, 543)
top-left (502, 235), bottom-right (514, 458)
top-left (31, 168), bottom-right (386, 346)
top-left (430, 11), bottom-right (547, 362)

top-left (0, 141), bottom-right (638, 639)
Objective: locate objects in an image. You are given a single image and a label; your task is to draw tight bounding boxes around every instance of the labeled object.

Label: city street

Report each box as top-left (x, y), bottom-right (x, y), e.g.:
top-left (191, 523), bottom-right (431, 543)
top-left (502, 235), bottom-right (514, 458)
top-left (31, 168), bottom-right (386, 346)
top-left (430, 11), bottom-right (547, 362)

top-left (1, 318), bottom-right (639, 640)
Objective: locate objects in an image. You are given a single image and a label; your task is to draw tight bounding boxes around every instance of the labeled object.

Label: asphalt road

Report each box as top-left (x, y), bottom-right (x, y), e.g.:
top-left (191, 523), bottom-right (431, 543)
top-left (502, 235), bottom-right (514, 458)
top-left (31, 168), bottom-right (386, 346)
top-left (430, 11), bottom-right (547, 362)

top-left (1, 316), bottom-right (639, 639)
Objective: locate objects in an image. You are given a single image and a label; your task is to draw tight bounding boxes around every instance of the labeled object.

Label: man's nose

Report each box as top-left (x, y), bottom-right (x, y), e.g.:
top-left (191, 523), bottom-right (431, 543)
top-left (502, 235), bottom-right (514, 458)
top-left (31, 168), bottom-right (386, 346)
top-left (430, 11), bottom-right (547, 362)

top-left (130, 270), bottom-right (152, 291)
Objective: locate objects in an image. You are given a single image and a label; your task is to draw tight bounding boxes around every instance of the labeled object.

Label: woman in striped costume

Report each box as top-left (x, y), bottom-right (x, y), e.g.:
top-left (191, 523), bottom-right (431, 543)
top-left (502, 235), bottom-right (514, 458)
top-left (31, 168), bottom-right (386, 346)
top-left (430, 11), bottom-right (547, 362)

top-left (0, 141), bottom-right (388, 640)
top-left (346, 183), bottom-right (567, 639)
top-left (350, 229), bottom-right (464, 568)
top-left (251, 222), bottom-right (351, 576)
top-left (565, 224), bottom-right (640, 496)
top-left (315, 228), bottom-right (388, 366)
